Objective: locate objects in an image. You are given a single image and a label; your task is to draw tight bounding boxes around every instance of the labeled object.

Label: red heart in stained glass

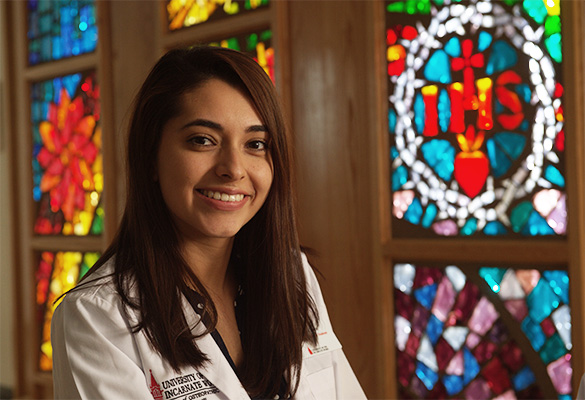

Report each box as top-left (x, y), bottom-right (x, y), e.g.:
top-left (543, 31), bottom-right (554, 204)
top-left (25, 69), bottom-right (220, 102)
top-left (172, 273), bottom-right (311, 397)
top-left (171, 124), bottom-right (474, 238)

top-left (454, 151), bottom-right (489, 198)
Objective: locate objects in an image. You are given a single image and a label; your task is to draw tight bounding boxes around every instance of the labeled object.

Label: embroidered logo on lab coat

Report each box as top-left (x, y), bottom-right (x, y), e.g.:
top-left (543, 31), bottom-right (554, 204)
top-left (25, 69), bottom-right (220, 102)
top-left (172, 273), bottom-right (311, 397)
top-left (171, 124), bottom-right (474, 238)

top-left (149, 370), bottom-right (164, 400)
top-left (151, 371), bottom-right (220, 400)
top-left (304, 329), bottom-right (342, 358)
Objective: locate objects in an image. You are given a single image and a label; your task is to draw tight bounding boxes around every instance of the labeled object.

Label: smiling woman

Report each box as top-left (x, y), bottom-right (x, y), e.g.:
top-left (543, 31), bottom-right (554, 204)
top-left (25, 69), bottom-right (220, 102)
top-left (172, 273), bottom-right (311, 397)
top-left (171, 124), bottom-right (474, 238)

top-left (156, 79), bottom-right (273, 243)
top-left (50, 46), bottom-right (366, 400)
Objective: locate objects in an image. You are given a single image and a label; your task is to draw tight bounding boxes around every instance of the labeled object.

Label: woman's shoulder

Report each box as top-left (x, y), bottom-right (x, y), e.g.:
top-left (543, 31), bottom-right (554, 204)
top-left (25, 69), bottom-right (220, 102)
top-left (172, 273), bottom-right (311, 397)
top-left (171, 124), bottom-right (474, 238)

top-left (53, 256), bottom-right (143, 333)
top-left (60, 257), bottom-right (120, 307)
top-left (300, 251), bottom-right (320, 292)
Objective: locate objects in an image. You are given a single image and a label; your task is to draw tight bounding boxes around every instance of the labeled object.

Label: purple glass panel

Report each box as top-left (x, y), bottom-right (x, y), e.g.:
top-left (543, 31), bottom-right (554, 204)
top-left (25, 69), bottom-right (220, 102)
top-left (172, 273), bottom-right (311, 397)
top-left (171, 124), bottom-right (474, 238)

top-left (468, 297), bottom-right (499, 335)
top-left (432, 276), bottom-right (457, 322)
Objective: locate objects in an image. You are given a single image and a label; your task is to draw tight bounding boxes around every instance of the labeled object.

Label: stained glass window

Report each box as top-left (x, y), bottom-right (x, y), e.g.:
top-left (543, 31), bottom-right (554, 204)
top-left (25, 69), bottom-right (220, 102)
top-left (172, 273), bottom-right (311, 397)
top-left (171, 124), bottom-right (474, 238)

top-left (36, 251), bottom-right (100, 371)
top-left (387, 0), bottom-right (566, 237)
top-left (27, 0), bottom-right (98, 65)
top-left (209, 29), bottom-right (274, 82)
top-left (167, 0), bottom-right (269, 31)
top-left (31, 71), bottom-right (104, 236)
top-left (393, 263), bottom-right (572, 399)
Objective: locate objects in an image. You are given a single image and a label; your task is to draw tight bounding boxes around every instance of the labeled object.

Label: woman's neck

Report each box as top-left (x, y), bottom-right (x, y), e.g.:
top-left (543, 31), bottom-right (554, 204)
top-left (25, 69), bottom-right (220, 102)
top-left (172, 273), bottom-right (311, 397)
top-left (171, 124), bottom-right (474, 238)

top-left (181, 237), bottom-right (235, 297)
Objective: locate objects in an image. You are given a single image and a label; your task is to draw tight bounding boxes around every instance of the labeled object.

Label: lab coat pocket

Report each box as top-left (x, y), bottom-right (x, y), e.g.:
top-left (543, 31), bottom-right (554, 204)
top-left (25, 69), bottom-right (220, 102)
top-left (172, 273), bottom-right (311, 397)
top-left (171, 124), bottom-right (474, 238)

top-left (306, 366), bottom-right (336, 400)
top-left (300, 349), bottom-right (338, 400)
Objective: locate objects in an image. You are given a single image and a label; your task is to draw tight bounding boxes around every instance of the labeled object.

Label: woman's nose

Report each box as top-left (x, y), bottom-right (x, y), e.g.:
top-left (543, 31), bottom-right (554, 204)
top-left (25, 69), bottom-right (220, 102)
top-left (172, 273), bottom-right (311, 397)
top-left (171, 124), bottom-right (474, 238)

top-left (215, 147), bottom-right (245, 180)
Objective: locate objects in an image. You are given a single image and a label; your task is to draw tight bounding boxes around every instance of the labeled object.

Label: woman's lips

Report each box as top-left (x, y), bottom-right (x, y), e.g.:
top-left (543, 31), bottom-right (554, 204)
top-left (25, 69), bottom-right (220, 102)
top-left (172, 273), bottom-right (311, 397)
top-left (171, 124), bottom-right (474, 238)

top-left (195, 189), bottom-right (249, 210)
top-left (200, 189), bottom-right (245, 202)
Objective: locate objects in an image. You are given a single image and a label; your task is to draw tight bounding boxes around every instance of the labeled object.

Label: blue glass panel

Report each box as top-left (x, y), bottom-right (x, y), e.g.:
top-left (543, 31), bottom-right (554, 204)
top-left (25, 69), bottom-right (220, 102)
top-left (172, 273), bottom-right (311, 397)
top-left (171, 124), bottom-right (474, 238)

top-left (28, 0), bottom-right (98, 65)
top-left (495, 98), bottom-right (504, 114)
top-left (421, 204), bottom-right (437, 228)
top-left (484, 221), bottom-right (507, 235)
top-left (479, 267), bottom-right (506, 293)
top-left (426, 314), bottom-right (444, 345)
top-left (512, 366), bottom-right (536, 391)
top-left (421, 139), bottom-right (455, 181)
top-left (32, 152), bottom-right (42, 201)
top-left (527, 279), bottom-right (560, 323)
top-left (545, 165), bottom-right (565, 188)
top-left (444, 37), bottom-right (461, 57)
top-left (477, 31), bottom-right (493, 52)
top-left (523, 0), bottom-right (548, 24)
top-left (487, 139), bottom-right (512, 178)
top-left (416, 361), bottom-right (439, 390)
top-left (393, 165), bottom-right (409, 191)
top-left (538, 333), bottom-right (567, 364)
top-left (415, 93), bottom-right (425, 134)
top-left (546, 33), bottom-right (562, 63)
top-left (539, 333), bottom-right (567, 364)
top-left (543, 271), bottom-right (569, 304)
top-left (462, 348), bottom-right (480, 385)
top-left (488, 131), bottom-right (528, 177)
top-left (486, 41), bottom-right (518, 74)
top-left (494, 132), bottom-right (527, 159)
top-left (461, 218), bottom-right (477, 235)
top-left (438, 89), bottom-right (451, 133)
top-left (521, 317), bottom-right (546, 351)
top-left (405, 198), bottom-right (423, 224)
top-left (511, 202), bottom-right (533, 232)
top-left (391, 146), bottom-right (399, 160)
top-left (415, 284), bottom-right (437, 310)
top-left (389, 109), bottom-right (397, 133)
top-left (515, 84), bottom-right (532, 103)
top-left (51, 79), bottom-right (62, 102)
top-left (61, 74), bottom-right (82, 100)
top-left (443, 375), bottom-right (464, 395)
top-left (424, 50), bottom-right (452, 84)
top-left (522, 211), bottom-right (555, 236)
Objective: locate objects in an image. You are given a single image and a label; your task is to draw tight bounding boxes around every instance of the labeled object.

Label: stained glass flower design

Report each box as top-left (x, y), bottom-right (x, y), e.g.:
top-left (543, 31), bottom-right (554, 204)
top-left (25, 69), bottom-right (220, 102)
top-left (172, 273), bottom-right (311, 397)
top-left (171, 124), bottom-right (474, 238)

top-left (167, 0), bottom-right (269, 31)
top-left (209, 29), bottom-right (274, 82)
top-left (394, 263), bottom-right (572, 399)
top-left (32, 72), bottom-right (104, 236)
top-left (387, 0), bottom-right (566, 237)
top-left (36, 251), bottom-right (99, 371)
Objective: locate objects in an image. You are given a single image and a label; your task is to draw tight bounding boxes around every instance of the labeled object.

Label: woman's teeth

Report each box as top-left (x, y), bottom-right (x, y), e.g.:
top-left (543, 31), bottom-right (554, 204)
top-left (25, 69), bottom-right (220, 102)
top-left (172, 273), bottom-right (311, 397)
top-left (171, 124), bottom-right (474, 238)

top-left (201, 190), bottom-right (245, 202)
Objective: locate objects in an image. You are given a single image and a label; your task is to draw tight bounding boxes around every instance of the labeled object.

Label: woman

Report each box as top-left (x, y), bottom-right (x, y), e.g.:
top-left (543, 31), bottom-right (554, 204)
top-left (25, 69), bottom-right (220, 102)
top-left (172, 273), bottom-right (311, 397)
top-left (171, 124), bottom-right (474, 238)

top-left (51, 46), bottom-right (366, 399)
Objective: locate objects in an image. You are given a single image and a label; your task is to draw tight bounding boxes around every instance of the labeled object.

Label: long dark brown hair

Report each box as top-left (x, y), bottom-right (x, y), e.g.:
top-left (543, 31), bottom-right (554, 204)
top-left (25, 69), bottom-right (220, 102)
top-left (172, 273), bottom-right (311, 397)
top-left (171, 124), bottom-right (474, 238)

top-left (81, 46), bottom-right (318, 398)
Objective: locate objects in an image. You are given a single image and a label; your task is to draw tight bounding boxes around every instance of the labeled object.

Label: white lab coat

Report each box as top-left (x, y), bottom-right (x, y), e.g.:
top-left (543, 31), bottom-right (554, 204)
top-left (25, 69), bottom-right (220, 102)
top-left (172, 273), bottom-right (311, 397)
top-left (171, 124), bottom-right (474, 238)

top-left (51, 253), bottom-right (366, 400)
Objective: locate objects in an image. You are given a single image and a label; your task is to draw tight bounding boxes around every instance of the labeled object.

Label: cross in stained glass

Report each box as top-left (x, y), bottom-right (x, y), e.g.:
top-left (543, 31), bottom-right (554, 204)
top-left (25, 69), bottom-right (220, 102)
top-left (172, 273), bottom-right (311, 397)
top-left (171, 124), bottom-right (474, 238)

top-left (450, 39), bottom-right (485, 111)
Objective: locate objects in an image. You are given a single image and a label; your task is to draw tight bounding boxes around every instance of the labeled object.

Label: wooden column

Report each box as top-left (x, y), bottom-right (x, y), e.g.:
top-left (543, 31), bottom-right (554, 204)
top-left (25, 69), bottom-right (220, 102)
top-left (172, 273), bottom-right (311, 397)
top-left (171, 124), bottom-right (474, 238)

top-left (288, 2), bottom-right (385, 397)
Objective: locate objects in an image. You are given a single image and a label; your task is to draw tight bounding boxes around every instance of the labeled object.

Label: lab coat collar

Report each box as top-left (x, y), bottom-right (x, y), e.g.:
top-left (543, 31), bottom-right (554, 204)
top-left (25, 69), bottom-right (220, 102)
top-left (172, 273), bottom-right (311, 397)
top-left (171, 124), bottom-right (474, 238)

top-left (182, 294), bottom-right (251, 400)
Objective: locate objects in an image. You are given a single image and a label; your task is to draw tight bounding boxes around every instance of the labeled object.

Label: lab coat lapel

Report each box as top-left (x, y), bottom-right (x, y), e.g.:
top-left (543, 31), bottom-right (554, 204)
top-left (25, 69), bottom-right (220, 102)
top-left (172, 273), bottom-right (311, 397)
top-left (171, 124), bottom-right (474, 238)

top-left (182, 295), bottom-right (250, 400)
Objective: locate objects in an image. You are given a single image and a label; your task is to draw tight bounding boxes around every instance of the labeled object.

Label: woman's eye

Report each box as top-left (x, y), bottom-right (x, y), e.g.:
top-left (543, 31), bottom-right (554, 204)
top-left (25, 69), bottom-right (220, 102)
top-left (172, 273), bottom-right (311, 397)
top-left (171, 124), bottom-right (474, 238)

top-left (188, 136), bottom-right (213, 146)
top-left (247, 140), bottom-right (267, 151)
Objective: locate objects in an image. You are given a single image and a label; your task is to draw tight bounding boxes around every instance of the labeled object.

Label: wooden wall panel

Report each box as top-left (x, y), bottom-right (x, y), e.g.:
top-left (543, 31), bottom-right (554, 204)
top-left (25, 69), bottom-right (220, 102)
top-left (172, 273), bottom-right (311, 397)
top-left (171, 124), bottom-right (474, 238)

top-left (109, 1), bottom-right (160, 222)
top-left (288, 2), bottom-right (383, 397)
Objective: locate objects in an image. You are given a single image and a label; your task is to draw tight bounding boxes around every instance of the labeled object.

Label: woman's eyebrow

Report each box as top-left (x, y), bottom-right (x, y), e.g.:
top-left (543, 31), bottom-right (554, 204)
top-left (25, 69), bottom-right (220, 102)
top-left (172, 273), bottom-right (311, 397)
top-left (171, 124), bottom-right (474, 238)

top-left (247, 125), bottom-right (268, 133)
top-left (182, 119), bottom-right (268, 134)
top-left (182, 118), bottom-right (222, 131)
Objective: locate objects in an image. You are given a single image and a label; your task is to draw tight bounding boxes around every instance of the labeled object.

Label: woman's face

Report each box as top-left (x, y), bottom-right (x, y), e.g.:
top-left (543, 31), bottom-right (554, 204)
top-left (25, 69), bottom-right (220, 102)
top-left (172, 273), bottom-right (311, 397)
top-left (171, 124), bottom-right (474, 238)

top-left (156, 78), bottom-right (274, 243)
